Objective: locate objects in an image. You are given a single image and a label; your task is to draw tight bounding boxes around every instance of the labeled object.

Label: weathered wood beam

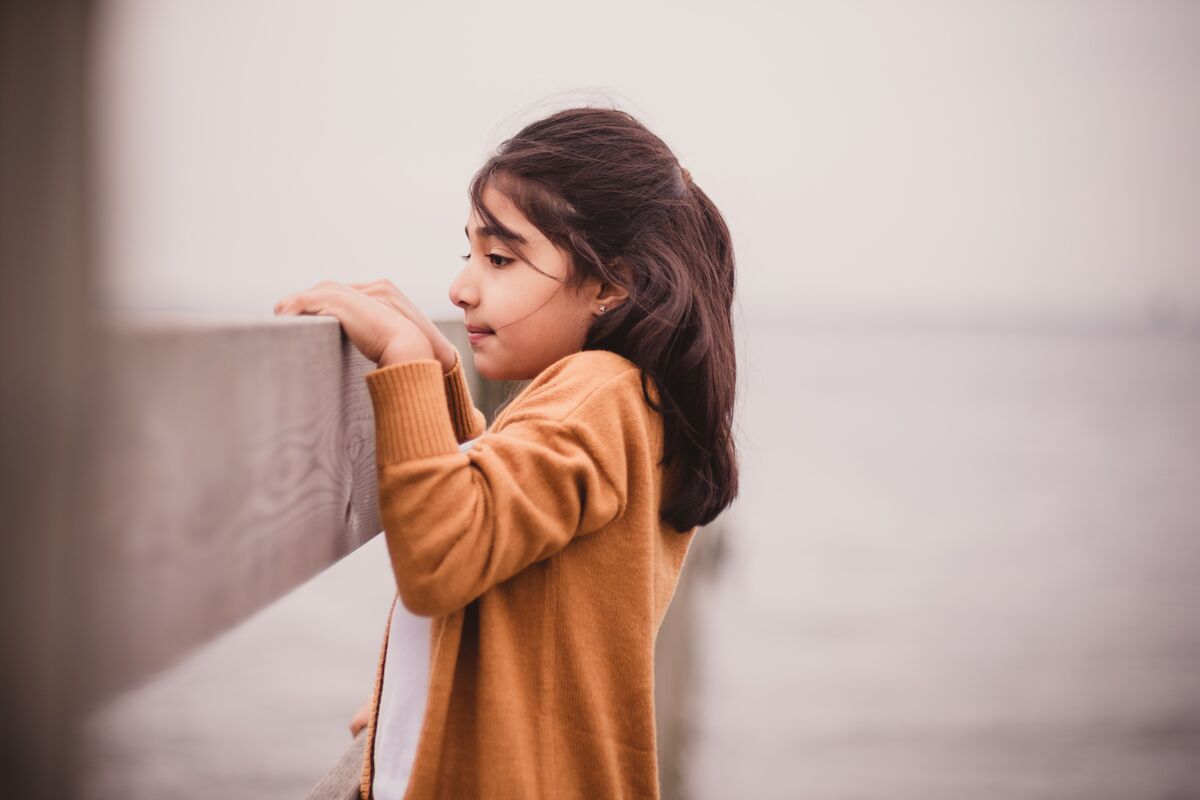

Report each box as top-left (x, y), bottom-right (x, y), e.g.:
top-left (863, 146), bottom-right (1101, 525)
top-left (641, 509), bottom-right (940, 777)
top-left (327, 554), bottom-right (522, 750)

top-left (85, 314), bottom-right (475, 705)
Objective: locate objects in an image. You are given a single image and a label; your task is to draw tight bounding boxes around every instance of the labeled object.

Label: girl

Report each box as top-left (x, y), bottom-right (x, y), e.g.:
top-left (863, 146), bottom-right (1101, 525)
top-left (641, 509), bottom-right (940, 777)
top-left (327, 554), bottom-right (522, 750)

top-left (274, 106), bottom-right (738, 799)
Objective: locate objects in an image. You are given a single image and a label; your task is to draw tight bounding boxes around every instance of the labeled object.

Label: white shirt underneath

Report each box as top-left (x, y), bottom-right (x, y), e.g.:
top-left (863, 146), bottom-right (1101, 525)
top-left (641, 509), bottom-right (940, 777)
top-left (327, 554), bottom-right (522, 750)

top-left (372, 436), bottom-right (477, 799)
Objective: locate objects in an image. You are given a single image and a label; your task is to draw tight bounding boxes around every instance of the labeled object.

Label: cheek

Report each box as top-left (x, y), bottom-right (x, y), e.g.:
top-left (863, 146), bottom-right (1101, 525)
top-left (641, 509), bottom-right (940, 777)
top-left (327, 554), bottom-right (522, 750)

top-left (499, 273), bottom-right (559, 317)
top-left (490, 271), bottom-right (535, 303)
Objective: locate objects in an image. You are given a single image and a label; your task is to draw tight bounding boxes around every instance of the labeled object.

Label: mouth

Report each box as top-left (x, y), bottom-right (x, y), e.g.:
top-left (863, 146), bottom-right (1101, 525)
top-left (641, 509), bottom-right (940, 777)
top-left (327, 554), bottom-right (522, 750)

top-left (465, 323), bottom-right (494, 345)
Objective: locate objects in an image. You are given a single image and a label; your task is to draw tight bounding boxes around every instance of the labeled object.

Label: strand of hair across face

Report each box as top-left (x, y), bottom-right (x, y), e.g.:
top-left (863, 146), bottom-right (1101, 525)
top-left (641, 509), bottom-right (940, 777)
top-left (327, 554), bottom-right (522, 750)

top-left (489, 280), bottom-right (564, 331)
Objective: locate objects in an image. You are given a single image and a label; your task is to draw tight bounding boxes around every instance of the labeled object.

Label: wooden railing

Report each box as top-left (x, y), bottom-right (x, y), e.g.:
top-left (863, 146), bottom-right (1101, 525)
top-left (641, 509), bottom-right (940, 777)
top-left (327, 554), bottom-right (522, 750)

top-left (88, 313), bottom-right (386, 700)
top-left (85, 312), bottom-right (724, 798)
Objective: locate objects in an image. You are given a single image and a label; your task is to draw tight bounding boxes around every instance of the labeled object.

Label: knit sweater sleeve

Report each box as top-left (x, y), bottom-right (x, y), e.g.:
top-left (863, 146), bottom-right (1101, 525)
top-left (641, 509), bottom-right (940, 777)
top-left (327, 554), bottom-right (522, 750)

top-left (365, 357), bottom-right (634, 617)
top-left (441, 348), bottom-right (487, 443)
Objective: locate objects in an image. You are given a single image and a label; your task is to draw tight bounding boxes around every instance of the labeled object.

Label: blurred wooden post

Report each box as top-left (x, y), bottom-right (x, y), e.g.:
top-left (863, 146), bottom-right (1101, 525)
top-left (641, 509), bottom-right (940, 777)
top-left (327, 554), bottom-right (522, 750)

top-left (0, 1), bottom-right (95, 798)
top-left (654, 519), bottom-right (728, 800)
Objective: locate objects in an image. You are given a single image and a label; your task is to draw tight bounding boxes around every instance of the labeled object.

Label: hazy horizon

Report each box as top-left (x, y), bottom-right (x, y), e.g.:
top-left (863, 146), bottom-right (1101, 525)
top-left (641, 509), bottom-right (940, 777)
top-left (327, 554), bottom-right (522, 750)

top-left (93, 0), bottom-right (1199, 326)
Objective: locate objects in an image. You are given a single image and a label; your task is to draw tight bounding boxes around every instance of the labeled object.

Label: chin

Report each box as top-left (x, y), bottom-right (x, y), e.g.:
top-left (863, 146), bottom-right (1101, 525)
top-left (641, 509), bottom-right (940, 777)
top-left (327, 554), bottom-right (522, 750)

top-left (470, 354), bottom-right (503, 382)
top-left (474, 356), bottom-right (533, 383)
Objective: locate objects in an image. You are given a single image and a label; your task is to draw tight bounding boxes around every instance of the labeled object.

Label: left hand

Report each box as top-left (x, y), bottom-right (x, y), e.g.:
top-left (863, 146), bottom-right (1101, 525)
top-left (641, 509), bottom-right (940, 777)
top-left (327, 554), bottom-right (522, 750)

top-left (273, 280), bottom-right (435, 366)
top-left (347, 279), bottom-right (459, 373)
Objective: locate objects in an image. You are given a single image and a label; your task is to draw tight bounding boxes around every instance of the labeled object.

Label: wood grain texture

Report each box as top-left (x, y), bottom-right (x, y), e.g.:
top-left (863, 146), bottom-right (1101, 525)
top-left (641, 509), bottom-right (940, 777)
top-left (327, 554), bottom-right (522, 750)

top-left (87, 313), bottom-right (410, 702)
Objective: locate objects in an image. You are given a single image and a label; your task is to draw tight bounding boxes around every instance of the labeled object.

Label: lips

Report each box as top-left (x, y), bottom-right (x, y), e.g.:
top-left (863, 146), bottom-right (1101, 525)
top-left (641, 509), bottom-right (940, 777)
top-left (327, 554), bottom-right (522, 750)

top-left (466, 323), bottom-right (494, 346)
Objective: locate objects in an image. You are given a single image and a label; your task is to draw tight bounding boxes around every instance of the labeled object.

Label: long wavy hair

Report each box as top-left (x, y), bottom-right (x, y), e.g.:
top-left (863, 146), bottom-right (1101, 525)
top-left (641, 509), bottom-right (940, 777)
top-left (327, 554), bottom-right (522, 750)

top-left (467, 106), bottom-right (738, 532)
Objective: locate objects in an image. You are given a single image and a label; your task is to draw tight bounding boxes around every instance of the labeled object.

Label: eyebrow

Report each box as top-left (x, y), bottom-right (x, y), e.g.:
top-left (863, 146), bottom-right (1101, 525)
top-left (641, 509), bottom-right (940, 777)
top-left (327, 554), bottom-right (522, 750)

top-left (464, 224), bottom-right (528, 246)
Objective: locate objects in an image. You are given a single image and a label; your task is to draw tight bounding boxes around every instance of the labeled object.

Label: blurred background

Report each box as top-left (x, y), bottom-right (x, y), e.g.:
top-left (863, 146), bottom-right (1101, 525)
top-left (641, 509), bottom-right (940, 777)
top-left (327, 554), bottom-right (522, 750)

top-left (4, 0), bottom-right (1198, 798)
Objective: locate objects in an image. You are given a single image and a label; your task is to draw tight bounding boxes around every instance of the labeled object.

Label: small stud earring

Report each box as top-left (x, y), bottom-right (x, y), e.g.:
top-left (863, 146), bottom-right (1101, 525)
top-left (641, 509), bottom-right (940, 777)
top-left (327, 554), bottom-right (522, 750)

top-left (599, 305), bottom-right (607, 312)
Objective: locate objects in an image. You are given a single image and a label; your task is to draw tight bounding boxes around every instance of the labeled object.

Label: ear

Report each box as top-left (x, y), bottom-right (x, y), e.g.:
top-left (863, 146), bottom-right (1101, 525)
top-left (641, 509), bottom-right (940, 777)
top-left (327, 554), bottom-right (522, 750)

top-left (594, 259), bottom-right (632, 311)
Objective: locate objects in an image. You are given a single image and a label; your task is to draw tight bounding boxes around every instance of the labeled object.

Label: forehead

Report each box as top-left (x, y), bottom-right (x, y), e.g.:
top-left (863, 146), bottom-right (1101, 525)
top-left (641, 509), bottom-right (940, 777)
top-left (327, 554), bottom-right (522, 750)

top-left (464, 183), bottom-right (547, 246)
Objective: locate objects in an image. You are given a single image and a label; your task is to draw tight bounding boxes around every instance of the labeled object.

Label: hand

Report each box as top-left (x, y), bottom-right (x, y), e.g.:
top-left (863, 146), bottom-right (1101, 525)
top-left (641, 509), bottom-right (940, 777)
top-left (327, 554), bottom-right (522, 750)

top-left (349, 696), bottom-right (371, 737)
top-left (348, 279), bottom-right (460, 373)
top-left (274, 280), bottom-right (435, 367)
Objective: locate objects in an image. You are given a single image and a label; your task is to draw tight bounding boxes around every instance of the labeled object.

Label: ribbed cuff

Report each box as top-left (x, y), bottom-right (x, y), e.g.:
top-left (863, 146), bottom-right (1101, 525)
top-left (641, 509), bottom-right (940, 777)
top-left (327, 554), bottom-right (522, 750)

top-left (441, 348), bottom-right (462, 378)
top-left (442, 350), bottom-right (482, 441)
top-left (366, 359), bottom-right (459, 463)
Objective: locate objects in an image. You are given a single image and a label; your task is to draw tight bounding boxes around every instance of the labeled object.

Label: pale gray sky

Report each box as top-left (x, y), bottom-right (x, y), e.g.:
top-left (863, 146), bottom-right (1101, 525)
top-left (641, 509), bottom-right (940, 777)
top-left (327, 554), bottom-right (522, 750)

top-left (95, 0), bottom-right (1200, 326)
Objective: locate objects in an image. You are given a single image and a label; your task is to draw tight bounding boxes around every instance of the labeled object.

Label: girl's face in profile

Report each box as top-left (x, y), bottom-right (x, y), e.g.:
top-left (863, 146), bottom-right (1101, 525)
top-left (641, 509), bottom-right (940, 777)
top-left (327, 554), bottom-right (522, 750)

top-left (451, 182), bottom-right (599, 382)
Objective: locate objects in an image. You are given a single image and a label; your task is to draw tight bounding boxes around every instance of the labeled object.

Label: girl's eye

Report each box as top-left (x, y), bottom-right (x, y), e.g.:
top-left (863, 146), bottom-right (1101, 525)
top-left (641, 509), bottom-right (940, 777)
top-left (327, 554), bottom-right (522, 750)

top-left (460, 253), bottom-right (513, 268)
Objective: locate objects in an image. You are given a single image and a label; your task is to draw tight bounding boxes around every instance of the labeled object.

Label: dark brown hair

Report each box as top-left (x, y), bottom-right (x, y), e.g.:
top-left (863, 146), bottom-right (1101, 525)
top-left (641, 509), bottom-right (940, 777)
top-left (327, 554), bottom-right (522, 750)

top-left (467, 106), bottom-right (738, 532)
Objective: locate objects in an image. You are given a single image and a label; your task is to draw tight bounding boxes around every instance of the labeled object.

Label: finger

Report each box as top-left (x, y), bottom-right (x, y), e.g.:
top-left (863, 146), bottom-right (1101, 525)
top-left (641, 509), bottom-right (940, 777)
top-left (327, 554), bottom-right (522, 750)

top-left (346, 280), bottom-right (399, 298)
top-left (350, 280), bottom-right (408, 305)
top-left (347, 282), bottom-right (387, 299)
top-left (275, 293), bottom-right (313, 315)
top-left (274, 295), bottom-right (300, 315)
top-left (349, 282), bottom-right (415, 317)
top-left (379, 279), bottom-right (415, 307)
top-left (347, 282), bottom-right (400, 308)
top-left (348, 279), bottom-right (404, 297)
top-left (275, 287), bottom-right (328, 315)
top-left (275, 289), bottom-right (340, 317)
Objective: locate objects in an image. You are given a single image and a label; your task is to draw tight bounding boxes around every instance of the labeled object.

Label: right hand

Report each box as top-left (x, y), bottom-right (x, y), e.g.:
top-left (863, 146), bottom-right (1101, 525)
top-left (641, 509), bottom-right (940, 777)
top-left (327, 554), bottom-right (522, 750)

top-left (348, 279), bottom-right (459, 373)
top-left (349, 697), bottom-right (372, 737)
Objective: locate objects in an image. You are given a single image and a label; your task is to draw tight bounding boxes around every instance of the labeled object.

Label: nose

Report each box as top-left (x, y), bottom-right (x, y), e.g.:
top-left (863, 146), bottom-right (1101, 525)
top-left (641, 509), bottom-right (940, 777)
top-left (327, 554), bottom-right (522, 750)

top-left (449, 262), bottom-right (479, 311)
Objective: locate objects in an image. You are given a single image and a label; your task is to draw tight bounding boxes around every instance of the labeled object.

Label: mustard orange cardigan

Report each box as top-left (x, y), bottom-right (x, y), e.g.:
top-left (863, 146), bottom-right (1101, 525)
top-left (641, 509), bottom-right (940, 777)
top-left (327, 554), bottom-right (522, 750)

top-left (358, 348), bottom-right (697, 799)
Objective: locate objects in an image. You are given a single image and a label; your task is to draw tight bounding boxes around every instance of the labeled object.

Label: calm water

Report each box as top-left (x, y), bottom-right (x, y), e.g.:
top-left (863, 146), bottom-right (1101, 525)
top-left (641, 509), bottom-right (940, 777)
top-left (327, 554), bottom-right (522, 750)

top-left (81, 320), bottom-right (1200, 799)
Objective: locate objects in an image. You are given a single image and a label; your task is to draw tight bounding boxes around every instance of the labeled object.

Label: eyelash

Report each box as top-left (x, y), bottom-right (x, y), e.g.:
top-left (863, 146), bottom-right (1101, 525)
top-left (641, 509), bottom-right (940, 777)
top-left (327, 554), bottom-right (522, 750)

top-left (460, 253), bottom-right (513, 268)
